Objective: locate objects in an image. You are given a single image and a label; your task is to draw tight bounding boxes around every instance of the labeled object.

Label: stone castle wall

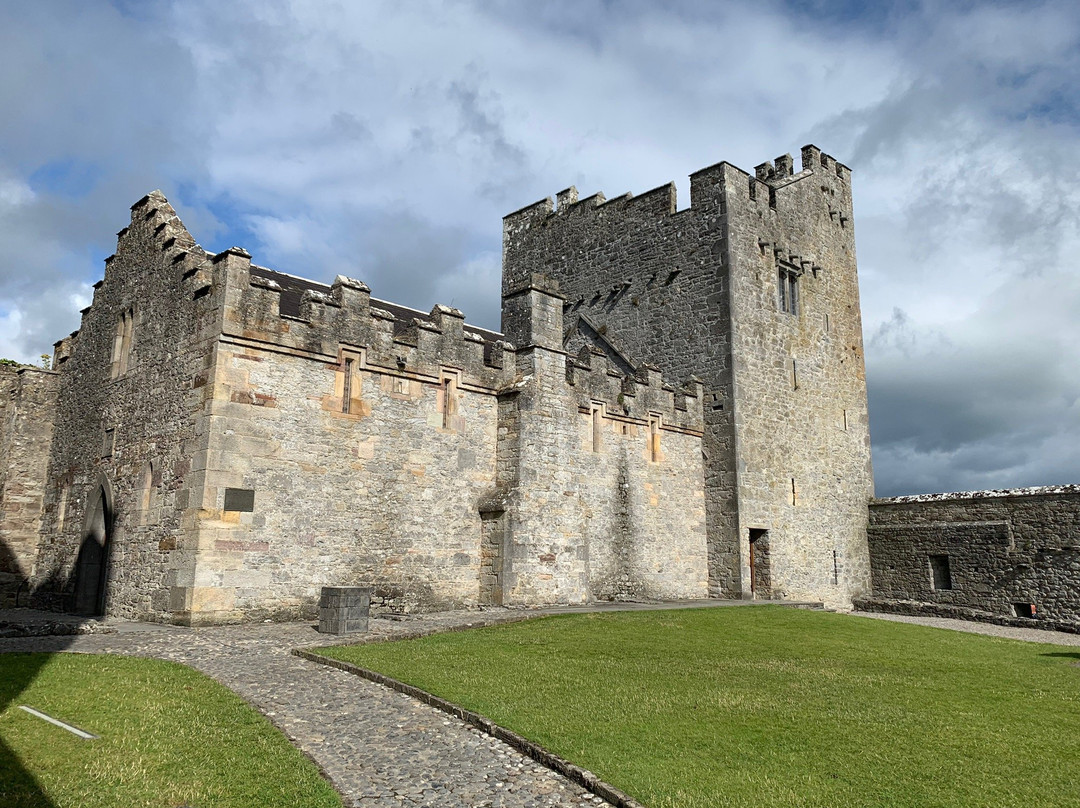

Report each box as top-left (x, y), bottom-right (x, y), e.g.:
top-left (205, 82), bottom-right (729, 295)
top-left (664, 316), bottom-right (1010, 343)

top-left (30, 192), bottom-right (217, 619)
top-left (23, 208), bottom-right (706, 624)
top-left (0, 366), bottom-right (58, 596)
top-left (495, 278), bottom-right (708, 606)
top-left (724, 147), bottom-right (873, 606)
top-left (864, 487), bottom-right (1080, 625)
top-left (502, 146), bottom-right (873, 608)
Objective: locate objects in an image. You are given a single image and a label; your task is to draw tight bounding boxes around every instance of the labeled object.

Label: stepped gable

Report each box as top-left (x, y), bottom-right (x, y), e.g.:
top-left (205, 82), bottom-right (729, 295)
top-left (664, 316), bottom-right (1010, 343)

top-left (247, 265), bottom-right (501, 344)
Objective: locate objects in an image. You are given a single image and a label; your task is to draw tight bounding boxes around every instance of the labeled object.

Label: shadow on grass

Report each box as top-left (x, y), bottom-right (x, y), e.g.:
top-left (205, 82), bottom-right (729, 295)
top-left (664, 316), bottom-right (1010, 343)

top-left (1039, 651), bottom-right (1080, 661)
top-left (1, 540), bottom-right (80, 808)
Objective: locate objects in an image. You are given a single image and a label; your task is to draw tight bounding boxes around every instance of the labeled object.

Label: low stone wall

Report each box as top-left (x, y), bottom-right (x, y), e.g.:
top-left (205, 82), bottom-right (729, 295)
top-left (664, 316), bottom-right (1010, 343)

top-left (867, 486), bottom-right (1080, 626)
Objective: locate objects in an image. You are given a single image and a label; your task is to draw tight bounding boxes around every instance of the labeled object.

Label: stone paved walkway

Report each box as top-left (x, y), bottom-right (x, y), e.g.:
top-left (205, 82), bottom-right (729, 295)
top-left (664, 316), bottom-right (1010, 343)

top-left (0, 607), bottom-right (619, 807)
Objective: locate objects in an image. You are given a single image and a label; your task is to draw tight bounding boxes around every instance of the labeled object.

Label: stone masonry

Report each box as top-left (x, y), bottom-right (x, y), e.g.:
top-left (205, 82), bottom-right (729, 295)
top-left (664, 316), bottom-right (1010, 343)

top-left (5, 145), bottom-right (1067, 628)
top-left (862, 486), bottom-right (1080, 624)
top-left (504, 145), bottom-right (874, 608)
top-left (2, 180), bottom-right (707, 624)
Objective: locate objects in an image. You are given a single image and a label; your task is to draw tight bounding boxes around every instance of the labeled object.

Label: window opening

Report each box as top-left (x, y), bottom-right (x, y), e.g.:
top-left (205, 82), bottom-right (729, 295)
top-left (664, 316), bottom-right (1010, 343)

top-left (342, 357), bottom-right (354, 414)
top-left (649, 414), bottom-right (661, 462)
top-left (1012, 603), bottom-right (1036, 619)
top-left (110, 308), bottom-right (135, 378)
top-left (102, 428), bottom-right (115, 458)
top-left (929, 555), bottom-right (952, 590)
top-left (591, 405), bottom-right (602, 453)
top-left (440, 371), bottom-right (459, 430)
top-left (778, 267), bottom-right (799, 315)
top-left (790, 477), bottom-right (797, 506)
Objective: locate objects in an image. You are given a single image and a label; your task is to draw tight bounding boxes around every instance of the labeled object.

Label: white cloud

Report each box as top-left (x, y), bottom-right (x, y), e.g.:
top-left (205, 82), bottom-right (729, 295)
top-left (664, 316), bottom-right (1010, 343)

top-left (0, 0), bottom-right (1077, 493)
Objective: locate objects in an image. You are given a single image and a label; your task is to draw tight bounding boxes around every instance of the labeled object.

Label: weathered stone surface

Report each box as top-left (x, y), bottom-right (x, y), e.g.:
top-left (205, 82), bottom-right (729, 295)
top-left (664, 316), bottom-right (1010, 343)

top-left (503, 148), bottom-right (873, 607)
top-left (319, 585), bottom-right (372, 634)
top-left (0, 365), bottom-right (58, 602)
top-left (8, 182), bottom-right (708, 623)
top-left (868, 486), bottom-right (1080, 625)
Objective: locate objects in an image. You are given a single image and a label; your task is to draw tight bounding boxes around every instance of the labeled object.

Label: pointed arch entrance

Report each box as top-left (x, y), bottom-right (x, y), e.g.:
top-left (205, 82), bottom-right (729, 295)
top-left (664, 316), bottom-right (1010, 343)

top-left (72, 477), bottom-right (114, 616)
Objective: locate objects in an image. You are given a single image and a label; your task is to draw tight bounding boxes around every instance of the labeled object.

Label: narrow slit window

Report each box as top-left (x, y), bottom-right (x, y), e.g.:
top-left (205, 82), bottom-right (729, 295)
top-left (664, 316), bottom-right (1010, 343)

top-left (649, 414), bottom-right (661, 462)
top-left (342, 357), bottom-right (354, 414)
top-left (110, 308), bottom-right (135, 378)
top-left (591, 406), bottom-right (602, 453)
top-left (440, 373), bottom-right (458, 430)
top-left (790, 477), bottom-right (797, 506)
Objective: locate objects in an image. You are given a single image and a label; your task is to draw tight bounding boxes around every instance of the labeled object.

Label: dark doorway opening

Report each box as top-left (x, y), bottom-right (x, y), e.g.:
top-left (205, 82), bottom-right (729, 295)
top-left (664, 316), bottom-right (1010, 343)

top-left (72, 484), bottom-right (113, 616)
top-left (748, 528), bottom-right (771, 599)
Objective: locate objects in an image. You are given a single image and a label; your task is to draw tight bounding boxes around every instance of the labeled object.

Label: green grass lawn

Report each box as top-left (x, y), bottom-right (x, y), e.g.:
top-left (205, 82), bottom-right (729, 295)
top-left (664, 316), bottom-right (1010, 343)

top-left (318, 607), bottom-right (1080, 808)
top-left (0, 653), bottom-right (342, 808)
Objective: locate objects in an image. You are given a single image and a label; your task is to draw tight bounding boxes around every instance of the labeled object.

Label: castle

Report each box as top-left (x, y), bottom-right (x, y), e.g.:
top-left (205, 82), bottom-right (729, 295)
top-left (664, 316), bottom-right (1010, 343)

top-left (1, 146), bottom-right (1076, 627)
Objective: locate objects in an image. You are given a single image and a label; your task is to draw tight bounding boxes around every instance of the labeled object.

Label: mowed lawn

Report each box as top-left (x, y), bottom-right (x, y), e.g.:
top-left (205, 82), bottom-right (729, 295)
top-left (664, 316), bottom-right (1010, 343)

top-left (319, 607), bottom-right (1080, 808)
top-left (0, 653), bottom-right (342, 808)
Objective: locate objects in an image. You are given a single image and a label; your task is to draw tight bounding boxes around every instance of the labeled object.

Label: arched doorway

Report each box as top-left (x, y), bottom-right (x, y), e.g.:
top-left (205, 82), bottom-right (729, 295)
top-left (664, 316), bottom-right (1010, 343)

top-left (72, 480), bottom-right (113, 616)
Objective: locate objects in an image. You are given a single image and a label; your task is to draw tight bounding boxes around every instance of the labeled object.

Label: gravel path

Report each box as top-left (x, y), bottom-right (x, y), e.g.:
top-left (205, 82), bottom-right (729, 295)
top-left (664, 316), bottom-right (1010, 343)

top-left (850, 610), bottom-right (1080, 645)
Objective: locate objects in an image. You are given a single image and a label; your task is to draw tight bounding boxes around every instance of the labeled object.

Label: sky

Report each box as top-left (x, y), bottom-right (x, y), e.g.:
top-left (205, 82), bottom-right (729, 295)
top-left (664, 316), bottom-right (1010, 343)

top-left (0, 0), bottom-right (1077, 497)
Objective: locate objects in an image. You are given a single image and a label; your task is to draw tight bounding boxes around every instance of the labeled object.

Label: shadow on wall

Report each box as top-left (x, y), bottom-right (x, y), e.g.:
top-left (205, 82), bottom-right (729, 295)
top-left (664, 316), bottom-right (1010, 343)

top-left (1, 481), bottom-right (115, 616)
top-left (0, 480), bottom-right (114, 804)
top-left (1, 539), bottom-right (74, 808)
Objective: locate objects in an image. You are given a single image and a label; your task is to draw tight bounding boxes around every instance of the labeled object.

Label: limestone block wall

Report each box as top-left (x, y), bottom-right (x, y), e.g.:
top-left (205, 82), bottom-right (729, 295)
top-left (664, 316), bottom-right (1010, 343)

top-left (724, 147), bottom-right (873, 607)
top-left (503, 178), bottom-right (739, 597)
top-left (502, 147), bottom-right (873, 607)
top-left (866, 487), bottom-right (1080, 624)
top-left (495, 281), bottom-right (708, 606)
top-left (186, 337), bottom-right (502, 621)
top-left (165, 248), bottom-right (517, 623)
top-left (0, 366), bottom-right (59, 588)
top-left (32, 191), bottom-right (217, 619)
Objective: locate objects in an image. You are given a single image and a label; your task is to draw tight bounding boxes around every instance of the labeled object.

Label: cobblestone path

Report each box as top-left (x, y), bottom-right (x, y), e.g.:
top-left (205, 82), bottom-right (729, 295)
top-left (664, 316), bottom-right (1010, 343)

top-left (0, 609), bottom-right (614, 807)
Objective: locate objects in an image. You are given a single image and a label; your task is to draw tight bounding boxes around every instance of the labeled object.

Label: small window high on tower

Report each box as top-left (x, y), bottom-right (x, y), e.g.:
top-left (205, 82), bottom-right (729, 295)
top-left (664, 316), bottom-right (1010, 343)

top-left (778, 268), bottom-right (799, 316)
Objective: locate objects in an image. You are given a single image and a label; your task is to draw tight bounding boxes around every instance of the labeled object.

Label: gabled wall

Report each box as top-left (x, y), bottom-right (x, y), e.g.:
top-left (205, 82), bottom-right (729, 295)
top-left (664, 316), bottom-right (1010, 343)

top-left (31, 191), bottom-right (218, 619)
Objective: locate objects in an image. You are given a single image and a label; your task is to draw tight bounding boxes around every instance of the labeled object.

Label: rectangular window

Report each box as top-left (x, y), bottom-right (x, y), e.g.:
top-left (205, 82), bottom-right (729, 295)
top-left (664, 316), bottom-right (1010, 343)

top-left (648, 414), bottom-right (661, 462)
top-left (110, 308), bottom-right (135, 378)
top-left (342, 357), bottom-right (354, 414)
top-left (591, 405), bottom-right (602, 453)
top-left (224, 487), bottom-right (256, 513)
top-left (778, 268), bottom-right (799, 316)
top-left (102, 428), bottom-right (115, 458)
top-left (439, 370), bottom-right (459, 430)
top-left (1012, 603), bottom-right (1036, 619)
top-left (929, 555), bottom-right (952, 590)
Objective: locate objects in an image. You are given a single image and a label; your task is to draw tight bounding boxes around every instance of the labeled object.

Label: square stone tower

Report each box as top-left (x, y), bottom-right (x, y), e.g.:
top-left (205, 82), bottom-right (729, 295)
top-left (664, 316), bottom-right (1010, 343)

top-left (502, 145), bottom-right (873, 607)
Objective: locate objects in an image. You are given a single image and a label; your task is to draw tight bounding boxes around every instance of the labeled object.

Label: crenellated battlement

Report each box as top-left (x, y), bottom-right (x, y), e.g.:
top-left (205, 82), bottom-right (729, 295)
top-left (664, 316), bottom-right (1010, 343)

top-left (218, 251), bottom-right (512, 392)
top-left (566, 347), bottom-right (704, 434)
top-left (504, 145), bottom-right (848, 242)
